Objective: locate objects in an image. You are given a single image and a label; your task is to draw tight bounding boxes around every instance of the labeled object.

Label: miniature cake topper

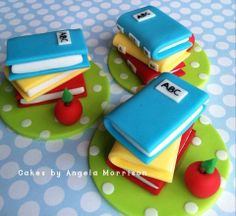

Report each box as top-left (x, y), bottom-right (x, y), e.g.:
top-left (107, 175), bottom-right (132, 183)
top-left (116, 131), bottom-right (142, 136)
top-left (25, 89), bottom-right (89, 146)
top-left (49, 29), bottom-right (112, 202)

top-left (184, 158), bottom-right (221, 198)
top-left (54, 88), bottom-right (83, 125)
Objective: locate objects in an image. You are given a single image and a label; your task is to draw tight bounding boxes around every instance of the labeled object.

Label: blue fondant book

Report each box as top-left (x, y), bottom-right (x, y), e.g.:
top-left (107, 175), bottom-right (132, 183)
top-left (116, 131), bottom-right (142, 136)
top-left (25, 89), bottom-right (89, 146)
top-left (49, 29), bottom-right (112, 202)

top-left (117, 6), bottom-right (192, 61)
top-left (6, 29), bottom-right (89, 80)
top-left (104, 73), bottom-right (208, 164)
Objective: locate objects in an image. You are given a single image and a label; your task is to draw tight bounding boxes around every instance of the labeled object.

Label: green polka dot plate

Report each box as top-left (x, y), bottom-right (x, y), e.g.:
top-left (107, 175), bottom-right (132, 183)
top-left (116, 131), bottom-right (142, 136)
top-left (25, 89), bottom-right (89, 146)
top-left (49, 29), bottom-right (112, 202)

top-left (0, 62), bottom-right (110, 140)
top-left (108, 43), bottom-right (210, 93)
top-left (89, 118), bottom-right (230, 216)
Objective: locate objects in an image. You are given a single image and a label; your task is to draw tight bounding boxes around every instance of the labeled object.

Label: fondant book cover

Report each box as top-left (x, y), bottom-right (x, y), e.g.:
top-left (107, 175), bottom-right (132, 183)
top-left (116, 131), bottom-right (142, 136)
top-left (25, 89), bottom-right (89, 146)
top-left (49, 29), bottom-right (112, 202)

top-left (6, 29), bottom-right (90, 80)
top-left (117, 6), bottom-right (192, 60)
top-left (16, 73), bottom-right (87, 107)
top-left (104, 73), bottom-right (208, 163)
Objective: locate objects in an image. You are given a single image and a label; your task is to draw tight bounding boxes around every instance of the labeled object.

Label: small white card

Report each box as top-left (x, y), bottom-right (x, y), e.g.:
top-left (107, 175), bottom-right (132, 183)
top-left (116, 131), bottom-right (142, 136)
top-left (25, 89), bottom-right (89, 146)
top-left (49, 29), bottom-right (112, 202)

top-left (155, 79), bottom-right (188, 103)
top-left (133, 9), bottom-right (156, 22)
top-left (57, 30), bottom-right (72, 45)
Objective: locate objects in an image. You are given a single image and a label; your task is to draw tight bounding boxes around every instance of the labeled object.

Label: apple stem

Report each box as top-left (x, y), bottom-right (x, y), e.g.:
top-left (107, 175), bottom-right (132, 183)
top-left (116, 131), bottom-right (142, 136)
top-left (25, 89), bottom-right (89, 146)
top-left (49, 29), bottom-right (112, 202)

top-left (62, 89), bottom-right (73, 106)
top-left (200, 158), bottom-right (218, 174)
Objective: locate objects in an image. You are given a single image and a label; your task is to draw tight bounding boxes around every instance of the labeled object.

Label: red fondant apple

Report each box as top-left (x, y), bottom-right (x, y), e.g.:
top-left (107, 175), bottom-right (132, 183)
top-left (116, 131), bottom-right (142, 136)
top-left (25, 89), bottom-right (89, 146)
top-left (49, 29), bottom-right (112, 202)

top-left (184, 158), bottom-right (221, 198)
top-left (54, 89), bottom-right (83, 125)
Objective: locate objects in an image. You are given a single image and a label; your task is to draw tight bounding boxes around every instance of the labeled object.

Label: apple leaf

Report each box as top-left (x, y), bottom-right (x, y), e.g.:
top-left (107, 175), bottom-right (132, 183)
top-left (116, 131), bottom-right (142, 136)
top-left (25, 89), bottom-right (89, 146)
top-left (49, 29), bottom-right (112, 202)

top-left (62, 88), bottom-right (73, 105)
top-left (201, 158), bottom-right (218, 174)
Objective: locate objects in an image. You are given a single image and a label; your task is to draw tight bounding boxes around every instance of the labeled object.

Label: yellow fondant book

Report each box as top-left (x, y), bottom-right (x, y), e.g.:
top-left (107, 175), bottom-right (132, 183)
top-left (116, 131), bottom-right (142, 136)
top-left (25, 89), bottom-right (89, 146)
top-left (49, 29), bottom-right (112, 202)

top-left (108, 137), bottom-right (181, 183)
top-left (4, 66), bottom-right (89, 102)
top-left (113, 33), bottom-right (190, 72)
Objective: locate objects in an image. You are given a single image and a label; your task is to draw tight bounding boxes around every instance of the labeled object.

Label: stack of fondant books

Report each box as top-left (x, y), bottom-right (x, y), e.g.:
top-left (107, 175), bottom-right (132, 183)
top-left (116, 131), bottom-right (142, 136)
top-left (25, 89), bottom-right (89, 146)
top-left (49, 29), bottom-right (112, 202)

top-left (104, 73), bottom-right (208, 195)
top-left (113, 6), bottom-right (195, 84)
top-left (4, 29), bottom-right (90, 107)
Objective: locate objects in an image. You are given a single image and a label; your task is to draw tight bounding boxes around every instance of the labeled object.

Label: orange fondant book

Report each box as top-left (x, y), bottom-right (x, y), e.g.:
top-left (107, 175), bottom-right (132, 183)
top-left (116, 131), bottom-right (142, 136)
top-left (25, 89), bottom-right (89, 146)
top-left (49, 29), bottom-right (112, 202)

top-left (107, 126), bottom-right (195, 195)
top-left (15, 73), bottom-right (87, 107)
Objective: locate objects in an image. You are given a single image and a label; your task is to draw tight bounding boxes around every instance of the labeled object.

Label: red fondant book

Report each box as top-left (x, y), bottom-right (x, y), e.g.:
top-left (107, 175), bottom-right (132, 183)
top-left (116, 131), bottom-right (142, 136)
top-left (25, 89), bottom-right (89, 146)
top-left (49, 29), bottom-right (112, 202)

top-left (119, 52), bottom-right (186, 85)
top-left (106, 126), bottom-right (196, 195)
top-left (16, 73), bottom-right (87, 107)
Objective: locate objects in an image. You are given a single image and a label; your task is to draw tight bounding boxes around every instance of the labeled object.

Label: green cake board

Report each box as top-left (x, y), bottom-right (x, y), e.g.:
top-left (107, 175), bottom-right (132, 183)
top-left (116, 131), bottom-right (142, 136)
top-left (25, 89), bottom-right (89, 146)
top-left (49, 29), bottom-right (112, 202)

top-left (108, 43), bottom-right (210, 93)
top-left (89, 118), bottom-right (230, 216)
top-left (0, 62), bottom-right (110, 140)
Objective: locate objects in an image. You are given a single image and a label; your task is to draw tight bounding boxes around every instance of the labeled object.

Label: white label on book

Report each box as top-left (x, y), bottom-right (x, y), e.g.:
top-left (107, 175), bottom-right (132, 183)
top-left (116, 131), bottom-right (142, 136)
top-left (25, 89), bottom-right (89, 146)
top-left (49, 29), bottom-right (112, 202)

top-left (128, 33), bottom-right (140, 47)
top-left (117, 44), bottom-right (126, 54)
top-left (133, 9), bottom-right (156, 22)
top-left (155, 79), bottom-right (188, 103)
top-left (57, 30), bottom-right (72, 45)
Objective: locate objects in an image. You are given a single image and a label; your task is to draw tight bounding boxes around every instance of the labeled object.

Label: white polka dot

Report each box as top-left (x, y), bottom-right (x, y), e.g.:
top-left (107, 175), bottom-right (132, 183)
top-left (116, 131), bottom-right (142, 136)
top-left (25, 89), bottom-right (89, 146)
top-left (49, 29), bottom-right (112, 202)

top-left (192, 137), bottom-right (202, 146)
top-left (227, 35), bottom-right (236, 43)
top-left (21, 119), bottom-right (32, 128)
top-left (120, 73), bottom-right (129, 80)
top-left (202, 21), bottom-right (214, 28)
top-left (14, 25), bottom-right (27, 33)
top-left (131, 86), bottom-right (138, 93)
top-left (45, 140), bottom-right (64, 152)
top-left (190, 61), bottom-right (200, 68)
top-left (93, 84), bottom-right (102, 92)
top-left (190, 2), bottom-right (201, 9)
top-left (76, 140), bottom-right (89, 157)
top-left (24, 149), bottom-right (42, 166)
top-left (44, 186), bottom-right (64, 206)
top-left (213, 27), bottom-right (226, 36)
top-left (203, 34), bottom-right (216, 42)
top-left (76, 11), bottom-right (87, 19)
top-left (111, 84), bottom-right (122, 94)
top-left (212, 15), bottom-right (224, 23)
top-left (217, 129), bottom-right (230, 143)
top-left (56, 9), bottom-right (68, 16)
top-left (18, 201), bottom-right (40, 216)
top-left (49, 21), bottom-right (62, 28)
top-left (2, 104), bottom-right (12, 112)
top-left (218, 57), bottom-right (232, 67)
top-left (83, 18), bottom-right (95, 26)
top-left (39, 130), bottom-right (51, 139)
top-left (15, 136), bottom-right (32, 148)
top-left (199, 73), bottom-right (208, 80)
top-left (205, 49), bottom-right (218, 57)
top-left (194, 46), bottom-right (202, 52)
top-left (200, 115), bottom-right (211, 125)
top-left (91, 25), bottom-right (103, 33)
top-left (209, 105), bottom-right (226, 118)
top-left (80, 116), bottom-right (90, 125)
top-left (99, 32), bottom-right (112, 40)
top-left (37, 8), bottom-right (48, 15)
top-left (210, 64), bottom-right (220, 75)
top-left (145, 208), bottom-right (158, 216)
top-left (0, 161), bottom-right (19, 179)
top-left (67, 175), bottom-right (87, 191)
top-left (180, 19), bottom-right (192, 27)
top-left (104, 20), bottom-right (115, 27)
top-left (114, 57), bottom-right (123, 64)
top-left (95, 46), bottom-right (107, 55)
top-left (220, 74), bottom-right (235, 85)
top-left (0, 144), bottom-right (11, 160)
top-left (216, 42), bottom-right (229, 50)
top-left (8, 180), bottom-right (29, 200)
top-left (33, 167), bottom-right (52, 185)
top-left (184, 202), bottom-right (199, 214)
top-left (89, 146), bottom-right (100, 156)
top-left (57, 208), bottom-right (78, 216)
top-left (0, 196), bottom-right (3, 210)
top-left (226, 117), bottom-right (236, 131)
top-left (100, 2), bottom-right (111, 9)
top-left (56, 153), bottom-right (75, 170)
top-left (102, 182), bottom-right (114, 195)
top-left (80, 192), bottom-right (101, 212)
top-left (216, 150), bottom-right (228, 160)
top-left (207, 84), bottom-right (222, 95)
top-left (217, 191), bottom-right (236, 212)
